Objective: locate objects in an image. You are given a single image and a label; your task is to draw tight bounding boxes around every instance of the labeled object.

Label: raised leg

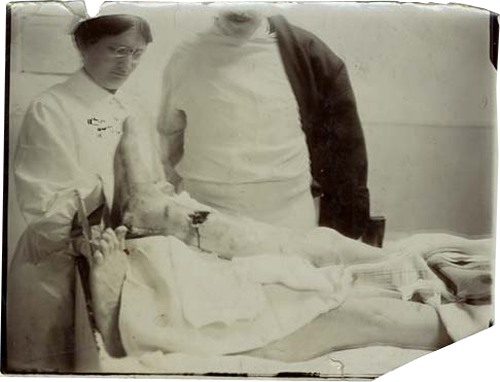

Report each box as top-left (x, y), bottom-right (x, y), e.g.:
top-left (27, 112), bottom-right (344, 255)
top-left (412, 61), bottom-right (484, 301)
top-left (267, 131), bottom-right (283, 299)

top-left (114, 115), bottom-right (390, 266)
top-left (291, 227), bottom-right (393, 267)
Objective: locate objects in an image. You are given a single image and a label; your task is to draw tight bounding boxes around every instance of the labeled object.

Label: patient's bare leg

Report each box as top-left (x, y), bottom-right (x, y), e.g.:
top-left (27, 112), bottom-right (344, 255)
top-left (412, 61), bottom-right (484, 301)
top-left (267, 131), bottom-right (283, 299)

top-left (293, 227), bottom-right (392, 267)
top-left (90, 226), bottom-right (128, 357)
top-left (243, 297), bottom-right (452, 362)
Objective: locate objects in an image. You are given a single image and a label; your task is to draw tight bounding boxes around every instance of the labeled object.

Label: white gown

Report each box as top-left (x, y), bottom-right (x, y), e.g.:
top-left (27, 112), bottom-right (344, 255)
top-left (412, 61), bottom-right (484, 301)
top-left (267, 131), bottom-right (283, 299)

top-left (6, 69), bottom-right (158, 372)
top-left (158, 23), bottom-right (317, 231)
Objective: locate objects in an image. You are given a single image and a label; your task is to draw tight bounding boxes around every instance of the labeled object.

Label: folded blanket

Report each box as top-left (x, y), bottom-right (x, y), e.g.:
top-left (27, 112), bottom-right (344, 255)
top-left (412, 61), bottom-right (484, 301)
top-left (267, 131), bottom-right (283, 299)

top-left (388, 234), bottom-right (494, 339)
top-left (380, 234), bottom-right (493, 305)
top-left (427, 251), bottom-right (492, 303)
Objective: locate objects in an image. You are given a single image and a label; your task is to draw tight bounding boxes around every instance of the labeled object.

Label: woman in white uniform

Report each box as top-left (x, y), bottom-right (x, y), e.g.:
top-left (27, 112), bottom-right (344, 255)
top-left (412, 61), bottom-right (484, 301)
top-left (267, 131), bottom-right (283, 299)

top-left (6, 14), bottom-right (155, 372)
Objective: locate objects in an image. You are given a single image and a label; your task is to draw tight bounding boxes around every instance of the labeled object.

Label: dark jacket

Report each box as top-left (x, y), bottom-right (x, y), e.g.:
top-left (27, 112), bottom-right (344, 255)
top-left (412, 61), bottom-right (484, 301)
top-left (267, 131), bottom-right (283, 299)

top-left (269, 15), bottom-right (370, 239)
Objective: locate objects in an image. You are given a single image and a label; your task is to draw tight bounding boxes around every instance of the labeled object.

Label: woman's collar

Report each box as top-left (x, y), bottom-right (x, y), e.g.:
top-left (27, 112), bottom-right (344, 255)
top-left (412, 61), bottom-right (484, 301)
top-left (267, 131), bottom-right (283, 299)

top-left (67, 69), bottom-right (122, 106)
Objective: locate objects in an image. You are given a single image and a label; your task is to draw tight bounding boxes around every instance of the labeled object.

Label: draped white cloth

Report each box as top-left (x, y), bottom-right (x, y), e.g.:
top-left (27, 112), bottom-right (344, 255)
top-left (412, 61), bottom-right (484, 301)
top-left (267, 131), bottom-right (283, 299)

top-left (119, 236), bottom-right (351, 357)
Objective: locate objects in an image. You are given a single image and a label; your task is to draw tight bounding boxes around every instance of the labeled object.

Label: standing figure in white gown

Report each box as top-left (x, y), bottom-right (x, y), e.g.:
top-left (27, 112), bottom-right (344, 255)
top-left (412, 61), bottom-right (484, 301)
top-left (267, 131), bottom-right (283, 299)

top-left (6, 14), bottom-right (159, 372)
top-left (157, 7), bottom-right (370, 236)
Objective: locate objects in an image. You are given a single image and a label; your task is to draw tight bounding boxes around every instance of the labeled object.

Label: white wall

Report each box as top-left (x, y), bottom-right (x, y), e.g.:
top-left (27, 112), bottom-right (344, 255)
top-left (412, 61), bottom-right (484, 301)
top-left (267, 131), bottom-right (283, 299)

top-left (6, 2), bottom-right (496, 264)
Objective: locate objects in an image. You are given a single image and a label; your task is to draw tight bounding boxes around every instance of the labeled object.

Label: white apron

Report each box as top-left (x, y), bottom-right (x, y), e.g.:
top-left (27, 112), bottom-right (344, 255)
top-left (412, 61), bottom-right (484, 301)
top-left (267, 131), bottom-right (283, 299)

top-left (162, 23), bottom-right (317, 230)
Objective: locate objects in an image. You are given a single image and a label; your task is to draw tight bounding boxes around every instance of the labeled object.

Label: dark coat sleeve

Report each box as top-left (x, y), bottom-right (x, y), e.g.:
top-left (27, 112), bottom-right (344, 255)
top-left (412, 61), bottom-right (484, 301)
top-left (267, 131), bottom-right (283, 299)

top-left (307, 37), bottom-right (370, 239)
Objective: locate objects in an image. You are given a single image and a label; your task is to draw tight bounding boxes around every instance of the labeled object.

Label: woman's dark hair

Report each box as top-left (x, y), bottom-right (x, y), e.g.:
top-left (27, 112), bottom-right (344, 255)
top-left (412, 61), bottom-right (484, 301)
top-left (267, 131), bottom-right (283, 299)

top-left (73, 14), bottom-right (153, 50)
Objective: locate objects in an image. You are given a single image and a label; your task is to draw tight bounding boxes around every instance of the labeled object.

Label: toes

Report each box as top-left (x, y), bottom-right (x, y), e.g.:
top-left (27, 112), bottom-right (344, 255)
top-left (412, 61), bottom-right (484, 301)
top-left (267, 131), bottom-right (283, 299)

top-left (99, 239), bottom-right (110, 257)
top-left (93, 226), bottom-right (128, 261)
top-left (102, 228), bottom-right (118, 249)
top-left (115, 226), bottom-right (128, 250)
top-left (94, 250), bottom-right (105, 265)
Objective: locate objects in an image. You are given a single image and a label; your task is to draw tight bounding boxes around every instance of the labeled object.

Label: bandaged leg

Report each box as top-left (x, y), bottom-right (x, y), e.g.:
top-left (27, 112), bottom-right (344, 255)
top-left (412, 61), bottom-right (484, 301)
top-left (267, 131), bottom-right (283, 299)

top-left (112, 117), bottom-right (391, 267)
top-left (243, 297), bottom-right (452, 362)
top-left (124, 190), bottom-right (391, 266)
top-left (90, 226), bottom-right (128, 357)
top-left (114, 117), bottom-right (494, 270)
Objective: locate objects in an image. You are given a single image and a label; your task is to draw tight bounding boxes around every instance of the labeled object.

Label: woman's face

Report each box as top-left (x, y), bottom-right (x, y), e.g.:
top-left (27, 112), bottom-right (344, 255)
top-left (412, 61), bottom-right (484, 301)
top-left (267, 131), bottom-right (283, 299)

top-left (80, 27), bottom-right (147, 91)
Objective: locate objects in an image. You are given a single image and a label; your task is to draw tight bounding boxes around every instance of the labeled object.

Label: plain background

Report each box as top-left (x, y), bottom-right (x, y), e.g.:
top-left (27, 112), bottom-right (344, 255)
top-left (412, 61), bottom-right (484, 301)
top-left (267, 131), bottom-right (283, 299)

top-left (1, 0), bottom-right (499, 381)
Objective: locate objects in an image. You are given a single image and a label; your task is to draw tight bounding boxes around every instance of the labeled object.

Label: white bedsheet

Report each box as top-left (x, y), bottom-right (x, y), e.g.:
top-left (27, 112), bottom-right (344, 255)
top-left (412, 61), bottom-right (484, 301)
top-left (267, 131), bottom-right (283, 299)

top-left (97, 333), bottom-right (431, 377)
top-left (116, 233), bottom-right (493, 373)
top-left (119, 236), bottom-right (351, 357)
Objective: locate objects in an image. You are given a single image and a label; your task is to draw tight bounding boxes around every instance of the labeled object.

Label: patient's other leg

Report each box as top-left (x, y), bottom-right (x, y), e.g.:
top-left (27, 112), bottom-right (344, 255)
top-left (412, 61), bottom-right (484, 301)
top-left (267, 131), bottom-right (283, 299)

top-left (294, 227), bottom-right (393, 267)
top-left (90, 226), bottom-right (128, 357)
top-left (243, 297), bottom-right (452, 362)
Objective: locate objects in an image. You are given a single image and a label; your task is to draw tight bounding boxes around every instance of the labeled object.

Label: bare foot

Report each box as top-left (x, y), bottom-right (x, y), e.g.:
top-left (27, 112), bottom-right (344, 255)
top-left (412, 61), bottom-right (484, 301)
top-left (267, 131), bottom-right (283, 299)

top-left (90, 226), bottom-right (128, 357)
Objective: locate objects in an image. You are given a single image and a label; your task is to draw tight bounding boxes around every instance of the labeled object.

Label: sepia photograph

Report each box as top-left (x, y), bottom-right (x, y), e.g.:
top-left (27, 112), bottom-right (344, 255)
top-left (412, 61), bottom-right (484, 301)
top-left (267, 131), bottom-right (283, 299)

top-left (1, 0), bottom-right (498, 379)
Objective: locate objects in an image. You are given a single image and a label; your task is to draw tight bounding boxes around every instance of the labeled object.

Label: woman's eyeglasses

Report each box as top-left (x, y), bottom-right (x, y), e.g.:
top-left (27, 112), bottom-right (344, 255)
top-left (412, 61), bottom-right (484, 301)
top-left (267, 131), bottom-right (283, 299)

top-left (107, 46), bottom-right (144, 61)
